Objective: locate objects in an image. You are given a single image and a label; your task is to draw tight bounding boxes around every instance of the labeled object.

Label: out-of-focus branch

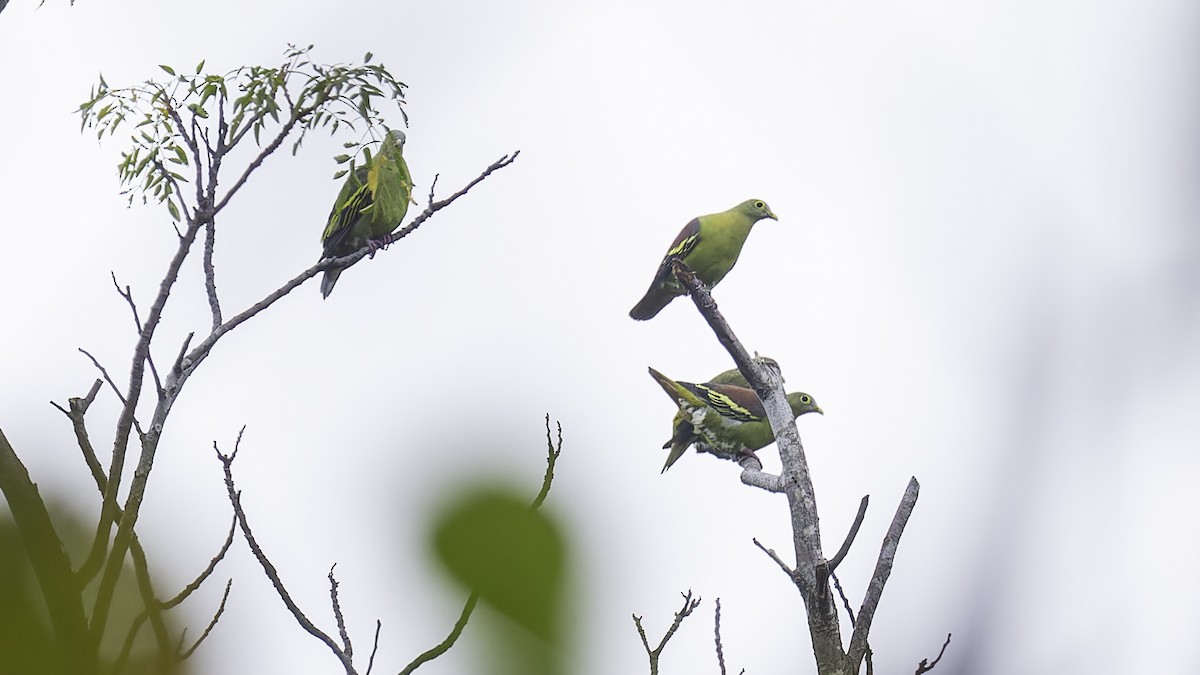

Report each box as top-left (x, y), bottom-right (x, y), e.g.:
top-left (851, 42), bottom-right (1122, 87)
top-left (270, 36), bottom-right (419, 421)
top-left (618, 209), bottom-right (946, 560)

top-left (633, 590), bottom-right (701, 675)
top-left (0, 429), bottom-right (92, 674)
top-left (847, 477), bottom-right (920, 671)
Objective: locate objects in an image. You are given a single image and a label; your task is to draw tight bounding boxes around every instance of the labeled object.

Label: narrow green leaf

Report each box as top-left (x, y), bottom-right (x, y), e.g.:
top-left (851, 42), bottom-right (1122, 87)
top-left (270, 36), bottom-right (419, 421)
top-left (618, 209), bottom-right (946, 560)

top-left (195, 59), bottom-right (206, 74)
top-left (333, 169), bottom-right (348, 180)
top-left (173, 145), bottom-right (188, 165)
top-left (333, 154), bottom-right (351, 164)
top-left (159, 64), bottom-right (176, 75)
top-left (363, 51), bottom-right (373, 63)
top-left (167, 199), bottom-right (181, 221)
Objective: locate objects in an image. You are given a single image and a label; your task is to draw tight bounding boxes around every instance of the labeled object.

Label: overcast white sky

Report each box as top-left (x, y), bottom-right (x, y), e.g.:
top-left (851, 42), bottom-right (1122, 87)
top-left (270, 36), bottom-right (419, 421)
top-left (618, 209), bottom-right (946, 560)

top-left (2, 1), bottom-right (1199, 673)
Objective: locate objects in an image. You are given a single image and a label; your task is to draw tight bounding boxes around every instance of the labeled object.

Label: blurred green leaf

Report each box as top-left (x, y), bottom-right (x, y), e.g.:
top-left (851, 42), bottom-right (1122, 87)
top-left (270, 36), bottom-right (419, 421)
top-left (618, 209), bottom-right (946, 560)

top-left (431, 489), bottom-right (565, 641)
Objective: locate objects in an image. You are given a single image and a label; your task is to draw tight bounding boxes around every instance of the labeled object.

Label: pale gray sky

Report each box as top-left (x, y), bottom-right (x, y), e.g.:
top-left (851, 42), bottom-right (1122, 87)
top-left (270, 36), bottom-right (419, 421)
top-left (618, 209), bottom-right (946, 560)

top-left (2, 1), bottom-right (1198, 673)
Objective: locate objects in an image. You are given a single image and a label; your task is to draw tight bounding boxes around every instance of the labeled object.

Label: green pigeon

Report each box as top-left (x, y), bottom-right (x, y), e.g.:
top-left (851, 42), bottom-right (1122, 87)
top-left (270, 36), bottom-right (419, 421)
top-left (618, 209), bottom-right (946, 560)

top-left (320, 129), bottom-right (415, 298)
top-left (706, 357), bottom-right (781, 388)
top-left (629, 199), bottom-right (778, 320)
top-left (648, 366), bottom-right (821, 472)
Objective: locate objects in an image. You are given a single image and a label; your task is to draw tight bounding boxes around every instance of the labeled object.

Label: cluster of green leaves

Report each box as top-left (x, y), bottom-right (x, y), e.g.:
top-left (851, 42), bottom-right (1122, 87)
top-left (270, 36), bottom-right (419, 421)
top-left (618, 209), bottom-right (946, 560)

top-left (77, 45), bottom-right (408, 222)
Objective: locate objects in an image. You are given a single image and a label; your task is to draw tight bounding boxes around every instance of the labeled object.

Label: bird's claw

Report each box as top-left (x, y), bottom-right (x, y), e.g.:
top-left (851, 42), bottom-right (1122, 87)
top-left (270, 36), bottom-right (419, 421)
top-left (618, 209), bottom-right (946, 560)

top-left (366, 238), bottom-right (390, 258)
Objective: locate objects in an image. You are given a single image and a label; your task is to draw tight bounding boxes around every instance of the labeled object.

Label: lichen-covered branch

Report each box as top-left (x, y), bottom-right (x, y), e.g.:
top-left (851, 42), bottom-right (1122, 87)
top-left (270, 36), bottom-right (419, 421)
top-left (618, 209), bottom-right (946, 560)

top-left (671, 262), bottom-right (845, 671)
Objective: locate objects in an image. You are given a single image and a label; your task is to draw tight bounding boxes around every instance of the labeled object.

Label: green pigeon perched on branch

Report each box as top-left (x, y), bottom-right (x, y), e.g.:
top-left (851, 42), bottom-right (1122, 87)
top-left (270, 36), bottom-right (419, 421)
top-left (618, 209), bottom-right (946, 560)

top-left (319, 129), bottom-right (415, 298)
top-left (648, 366), bottom-right (821, 472)
top-left (629, 199), bottom-right (778, 320)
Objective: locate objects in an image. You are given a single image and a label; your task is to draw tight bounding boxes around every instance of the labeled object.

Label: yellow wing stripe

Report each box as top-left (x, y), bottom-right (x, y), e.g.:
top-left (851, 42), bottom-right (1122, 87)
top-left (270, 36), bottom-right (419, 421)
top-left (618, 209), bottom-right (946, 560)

top-left (695, 384), bottom-right (759, 422)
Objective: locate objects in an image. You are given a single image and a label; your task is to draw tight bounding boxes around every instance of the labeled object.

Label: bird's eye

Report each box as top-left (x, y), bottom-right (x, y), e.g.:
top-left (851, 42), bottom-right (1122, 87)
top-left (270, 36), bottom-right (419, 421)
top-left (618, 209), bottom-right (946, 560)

top-left (802, 395), bottom-right (811, 403)
top-left (755, 201), bottom-right (764, 208)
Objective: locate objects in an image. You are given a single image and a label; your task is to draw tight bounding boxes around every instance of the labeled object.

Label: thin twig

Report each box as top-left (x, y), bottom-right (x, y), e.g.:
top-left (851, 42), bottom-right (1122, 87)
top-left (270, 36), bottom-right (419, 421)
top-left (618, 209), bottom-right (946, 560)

top-left (752, 538), bottom-right (797, 582)
top-left (329, 565), bottom-right (353, 660)
top-left (915, 634), bottom-right (952, 674)
top-left (215, 438), bottom-right (353, 674)
top-left (714, 598), bottom-right (733, 675)
top-left (816, 495), bottom-right (870, 596)
top-left (380, 152), bottom-right (519, 248)
top-left (532, 414), bottom-right (562, 509)
top-left (160, 513), bottom-right (237, 609)
top-left (111, 272), bottom-right (162, 398)
top-left (171, 332), bottom-right (194, 375)
top-left (176, 578), bottom-right (233, 661)
top-left (633, 590), bottom-right (701, 675)
top-left (78, 348), bottom-right (128, 406)
top-left (398, 593), bottom-right (479, 675)
top-left (365, 621), bottom-right (382, 675)
top-left (830, 572), bottom-right (856, 628)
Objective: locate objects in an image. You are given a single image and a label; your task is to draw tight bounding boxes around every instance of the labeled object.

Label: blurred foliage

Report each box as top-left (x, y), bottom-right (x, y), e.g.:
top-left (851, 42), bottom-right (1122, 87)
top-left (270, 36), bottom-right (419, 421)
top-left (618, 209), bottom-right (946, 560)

top-left (430, 485), bottom-right (570, 675)
top-left (0, 504), bottom-right (188, 675)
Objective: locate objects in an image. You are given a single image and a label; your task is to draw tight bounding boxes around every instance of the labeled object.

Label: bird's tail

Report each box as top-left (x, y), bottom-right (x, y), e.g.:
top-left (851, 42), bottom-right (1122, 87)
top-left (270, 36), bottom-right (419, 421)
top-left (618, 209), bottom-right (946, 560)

top-left (660, 417), bottom-right (695, 473)
top-left (629, 286), bottom-right (677, 321)
top-left (320, 268), bottom-right (342, 299)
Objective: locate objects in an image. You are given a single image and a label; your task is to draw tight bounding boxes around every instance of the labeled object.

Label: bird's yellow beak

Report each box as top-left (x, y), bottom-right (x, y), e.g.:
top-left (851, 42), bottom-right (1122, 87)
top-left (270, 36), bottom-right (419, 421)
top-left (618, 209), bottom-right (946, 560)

top-left (815, 406), bottom-right (824, 415)
top-left (767, 210), bottom-right (779, 221)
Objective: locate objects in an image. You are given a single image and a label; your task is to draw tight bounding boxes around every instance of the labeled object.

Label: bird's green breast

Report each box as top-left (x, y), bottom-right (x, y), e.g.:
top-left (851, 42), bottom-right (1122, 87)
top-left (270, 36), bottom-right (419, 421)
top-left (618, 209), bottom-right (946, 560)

top-left (685, 212), bottom-right (757, 286)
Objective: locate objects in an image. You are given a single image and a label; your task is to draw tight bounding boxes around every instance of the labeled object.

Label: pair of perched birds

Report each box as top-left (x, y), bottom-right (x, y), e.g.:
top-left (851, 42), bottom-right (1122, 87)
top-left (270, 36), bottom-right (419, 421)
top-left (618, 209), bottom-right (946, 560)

top-left (631, 199), bottom-right (822, 472)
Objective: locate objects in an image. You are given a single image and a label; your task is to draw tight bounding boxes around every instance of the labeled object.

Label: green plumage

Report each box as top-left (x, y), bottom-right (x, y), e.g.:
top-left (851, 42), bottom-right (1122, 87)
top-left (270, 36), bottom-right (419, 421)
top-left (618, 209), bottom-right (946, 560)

top-left (630, 199), bottom-right (778, 320)
top-left (319, 129), bottom-right (415, 298)
top-left (706, 357), bottom-right (781, 388)
top-left (648, 366), bottom-right (821, 472)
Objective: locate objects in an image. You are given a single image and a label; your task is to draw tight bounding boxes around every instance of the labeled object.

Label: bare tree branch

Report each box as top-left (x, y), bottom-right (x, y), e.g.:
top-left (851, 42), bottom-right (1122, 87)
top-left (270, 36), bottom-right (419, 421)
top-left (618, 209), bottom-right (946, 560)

top-left (714, 598), bottom-right (743, 675)
top-left (110, 273), bottom-right (163, 398)
top-left (160, 513), bottom-right (238, 610)
top-left (828, 495), bottom-right (870, 574)
top-left (176, 578), bottom-right (233, 661)
top-left (752, 537), bottom-right (796, 582)
top-left (365, 620), bottom-right (382, 675)
top-left (846, 477), bottom-right (921, 671)
top-left (203, 220), bottom-right (222, 329)
top-left (915, 633), bottom-right (952, 674)
top-left (215, 434), bottom-right (355, 674)
top-left (397, 593), bottom-right (479, 675)
top-left (379, 152), bottom-right (520, 248)
top-left (330, 565), bottom-right (353, 660)
top-left (633, 590), bottom-right (701, 675)
top-left (816, 495), bottom-right (870, 594)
